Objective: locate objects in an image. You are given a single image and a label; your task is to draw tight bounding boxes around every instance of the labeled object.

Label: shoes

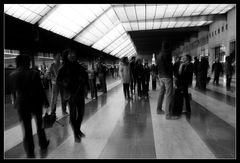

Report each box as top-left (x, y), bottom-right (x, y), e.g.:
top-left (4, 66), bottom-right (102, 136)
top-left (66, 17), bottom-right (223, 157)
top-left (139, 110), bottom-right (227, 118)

top-left (157, 110), bottom-right (165, 114)
top-left (166, 115), bottom-right (179, 120)
top-left (41, 140), bottom-right (50, 150)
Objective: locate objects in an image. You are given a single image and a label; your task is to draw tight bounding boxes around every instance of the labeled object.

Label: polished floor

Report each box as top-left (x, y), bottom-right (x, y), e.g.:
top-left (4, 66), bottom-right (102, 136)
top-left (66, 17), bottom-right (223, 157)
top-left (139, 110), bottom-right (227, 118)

top-left (4, 75), bottom-right (236, 159)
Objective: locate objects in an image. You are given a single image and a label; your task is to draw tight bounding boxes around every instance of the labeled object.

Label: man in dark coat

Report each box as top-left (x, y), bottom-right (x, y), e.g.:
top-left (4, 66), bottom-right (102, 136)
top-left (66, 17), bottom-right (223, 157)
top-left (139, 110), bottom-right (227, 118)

top-left (57, 49), bottom-right (88, 143)
top-left (211, 58), bottom-right (223, 86)
top-left (178, 54), bottom-right (194, 114)
top-left (9, 55), bottom-right (50, 158)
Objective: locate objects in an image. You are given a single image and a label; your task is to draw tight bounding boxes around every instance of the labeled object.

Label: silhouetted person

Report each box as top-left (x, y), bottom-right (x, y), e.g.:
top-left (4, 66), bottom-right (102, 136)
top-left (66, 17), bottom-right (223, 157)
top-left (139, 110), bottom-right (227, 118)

top-left (9, 55), bottom-right (50, 158)
top-left (129, 56), bottom-right (137, 95)
top-left (88, 62), bottom-right (98, 100)
top-left (178, 54), bottom-right (194, 115)
top-left (193, 56), bottom-right (200, 88)
top-left (135, 58), bottom-right (145, 99)
top-left (197, 56), bottom-right (209, 90)
top-left (119, 57), bottom-right (131, 100)
top-left (150, 63), bottom-right (158, 90)
top-left (48, 53), bottom-right (68, 116)
top-left (225, 56), bottom-right (234, 91)
top-left (156, 42), bottom-right (174, 119)
top-left (143, 62), bottom-right (150, 98)
top-left (96, 58), bottom-right (107, 93)
top-left (57, 49), bottom-right (88, 142)
top-left (211, 58), bottom-right (223, 86)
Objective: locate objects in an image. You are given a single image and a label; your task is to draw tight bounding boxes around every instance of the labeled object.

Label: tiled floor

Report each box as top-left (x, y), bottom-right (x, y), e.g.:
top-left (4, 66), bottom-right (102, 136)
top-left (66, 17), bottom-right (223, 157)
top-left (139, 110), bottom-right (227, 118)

top-left (4, 76), bottom-right (236, 159)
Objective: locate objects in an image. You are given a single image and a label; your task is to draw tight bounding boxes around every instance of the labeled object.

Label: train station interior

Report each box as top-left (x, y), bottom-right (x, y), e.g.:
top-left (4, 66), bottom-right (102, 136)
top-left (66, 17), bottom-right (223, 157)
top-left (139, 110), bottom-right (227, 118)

top-left (3, 4), bottom-right (236, 159)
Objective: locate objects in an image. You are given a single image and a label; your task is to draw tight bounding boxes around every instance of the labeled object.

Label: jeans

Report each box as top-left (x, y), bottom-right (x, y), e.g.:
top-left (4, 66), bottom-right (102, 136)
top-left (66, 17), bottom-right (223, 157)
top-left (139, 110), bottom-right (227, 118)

top-left (51, 83), bottom-right (67, 114)
top-left (18, 106), bottom-right (48, 157)
top-left (157, 78), bottom-right (173, 115)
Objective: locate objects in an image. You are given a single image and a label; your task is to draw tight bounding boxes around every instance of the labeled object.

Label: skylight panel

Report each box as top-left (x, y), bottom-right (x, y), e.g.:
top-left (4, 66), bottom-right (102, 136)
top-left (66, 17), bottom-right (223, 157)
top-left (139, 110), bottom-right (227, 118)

top-left (167, 21), bottom-right (176, 28)
top-left (92, 24), bottom-right (124, 51)
top-left (219, 4), bottom-right (235, 14)
top-left (122, 23), bottom-right (132, 31)
top-left (116, 44), bottom-right (133, 57)
top-left (106, 8), bottom-right (120, 26)
top-left (182, 4), bottom-right (199, 16)
top-left (146, 21), bottom-right (153, 30)
top-left (210, 4), bottom-right (228, 14)
top-left (197, 21), bottom-right (207, 26)
top-left (111, 39), bottom-right (131, 55)
top-left (135, 5), bottom-right (145, 21)
top-left (138, 22), bottom-right (146, 30)
top-left (160, 21), bottom-right (169, 28)
top-left (4, 4), bottom-right (53, 24)
top-left (164, 4), bottom-right (178, 18)
top-left (181, 21), bottom-right (191, 27)
top-left (155, 5), bottom-right (167, 19)
top-left (130, 22), bottom-right (138, 31)
top-left (125, 6), bottom-right (137, 21)
top-left (114, 6), bottom-right (129, 22)
top-left (146, 5), bottom-right (156, 20)
top-left (189, 21), bottom-right (199, 27)
top-left (153, 21), bottom-right (161, 29)
top-left (191, 4), bottom-right (209, 16)
top-left (174, 21), bottom-right (185, 28)
top-left (173, 4), bottom-right (188, 17)
top-left (201, 4), bottom-right (219, 15)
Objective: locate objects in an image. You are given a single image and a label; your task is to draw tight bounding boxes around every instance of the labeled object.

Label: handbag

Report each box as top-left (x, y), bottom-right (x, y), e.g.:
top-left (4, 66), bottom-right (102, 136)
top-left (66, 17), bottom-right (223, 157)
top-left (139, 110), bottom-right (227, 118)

top-left (42, 113), bottom-right (56, 128)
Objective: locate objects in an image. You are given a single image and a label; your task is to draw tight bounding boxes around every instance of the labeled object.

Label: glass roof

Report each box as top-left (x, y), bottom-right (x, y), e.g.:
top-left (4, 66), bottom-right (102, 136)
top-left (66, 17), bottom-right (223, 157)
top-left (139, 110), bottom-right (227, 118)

top-left (4, 4), bottom-right (235, 58)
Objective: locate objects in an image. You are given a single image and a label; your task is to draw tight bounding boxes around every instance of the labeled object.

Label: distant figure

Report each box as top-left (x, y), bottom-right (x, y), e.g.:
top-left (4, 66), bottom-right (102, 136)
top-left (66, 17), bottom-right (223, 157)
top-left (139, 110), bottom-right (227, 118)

top-left (129, 56), bottom-right (137, 95)
top-left (9, 55), bottom-right (50, 158)
top-left (150, 63), bottom-right (158, 90)
top-left (211, 58), bottom-right (223, 86)
top-left (143, 62), bottom-right (150, 97)
top-left (88, 62), bottom-right (98, 100)
top-left (156, 42), bottom-right (174, 119)
top-left (178, 54), bottom-right (194, 114)
top-left (225, 56), bottom-right (234, 91)
top-left (135, 58), bottom-right (145, 99)
top-left (193, 56), bottom-right (200, 88)
top-left (57, 49), bottom-right (88, 142)
top-left (197, 56), bottom-right (209, 90)
top-left (119, 57), bottom-right (131, 100)
top-left (96, 58), bottom-right (107, 93)
top-left (47, 53), bottom-right (68, 116)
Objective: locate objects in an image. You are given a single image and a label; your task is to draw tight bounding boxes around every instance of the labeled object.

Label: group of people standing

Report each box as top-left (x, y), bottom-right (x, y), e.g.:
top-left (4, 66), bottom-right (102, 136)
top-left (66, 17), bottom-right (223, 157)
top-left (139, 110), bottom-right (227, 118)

top-left (119, 56), bottom-right (151, 100)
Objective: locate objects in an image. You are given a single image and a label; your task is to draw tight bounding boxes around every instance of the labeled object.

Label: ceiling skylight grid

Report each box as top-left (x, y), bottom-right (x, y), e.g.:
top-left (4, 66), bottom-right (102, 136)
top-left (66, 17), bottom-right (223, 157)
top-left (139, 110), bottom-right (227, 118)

top-left (5, 4), bottom-right (235, 58)
top-left (4, 4), bottom-right (54, 24)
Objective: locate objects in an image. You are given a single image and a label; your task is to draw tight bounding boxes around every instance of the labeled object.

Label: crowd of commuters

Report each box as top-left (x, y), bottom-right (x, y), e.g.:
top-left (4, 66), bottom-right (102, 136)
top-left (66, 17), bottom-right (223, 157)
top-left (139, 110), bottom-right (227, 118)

top-left (8, 43), bottom-right (235, 157)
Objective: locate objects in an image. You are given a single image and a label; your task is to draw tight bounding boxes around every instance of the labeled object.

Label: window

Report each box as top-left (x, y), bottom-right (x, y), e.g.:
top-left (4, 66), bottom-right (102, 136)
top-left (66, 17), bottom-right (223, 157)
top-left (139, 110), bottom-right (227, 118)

top-left (222, 26), bottom-right (224, 32)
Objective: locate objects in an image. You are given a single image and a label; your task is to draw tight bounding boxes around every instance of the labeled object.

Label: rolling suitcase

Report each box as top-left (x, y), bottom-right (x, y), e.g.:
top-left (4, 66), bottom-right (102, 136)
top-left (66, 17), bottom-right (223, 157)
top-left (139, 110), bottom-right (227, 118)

top-left (171, 88), bottom-right (184, 116)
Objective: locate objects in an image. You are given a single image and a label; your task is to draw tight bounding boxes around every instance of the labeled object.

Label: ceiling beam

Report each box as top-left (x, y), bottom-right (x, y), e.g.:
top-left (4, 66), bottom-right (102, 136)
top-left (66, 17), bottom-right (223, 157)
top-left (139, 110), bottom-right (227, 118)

top-left (121, 14), bottom-right (226, 24)
top-left (36, 5), bottom-right (58, 25)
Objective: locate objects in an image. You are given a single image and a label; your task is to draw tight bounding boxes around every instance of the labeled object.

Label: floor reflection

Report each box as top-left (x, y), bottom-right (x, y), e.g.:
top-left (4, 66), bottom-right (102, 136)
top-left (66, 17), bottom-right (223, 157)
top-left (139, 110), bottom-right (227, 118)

top-left (188, 100), bottom-right (235, 158)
